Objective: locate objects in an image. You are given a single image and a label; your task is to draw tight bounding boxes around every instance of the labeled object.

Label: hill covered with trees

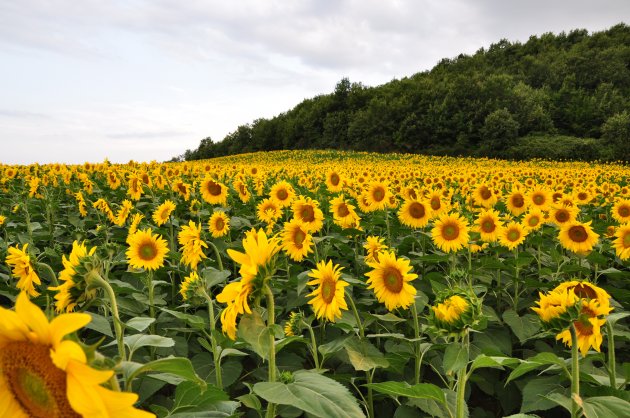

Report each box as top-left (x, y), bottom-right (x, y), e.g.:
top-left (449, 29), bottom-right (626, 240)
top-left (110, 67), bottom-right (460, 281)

top-left (180, 24), bottom-right (630, 162)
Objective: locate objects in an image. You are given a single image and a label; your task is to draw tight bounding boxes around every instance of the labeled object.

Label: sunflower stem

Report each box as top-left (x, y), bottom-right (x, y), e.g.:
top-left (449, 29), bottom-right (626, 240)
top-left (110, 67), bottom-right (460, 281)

top-left (304, 320), bottom-right (320, 370)
top-left (37, 262), bottom-right (59, 287)
top-left (89, 271), bottom-right (126, 361)
top-left (455, 329), bottom-right (470, 418)
top-left (202, 288), bottom-right (223, 388)
top-left (513, 248), bottom-right (520, 312)
top-left (606, 320), bottom-right (617, 388)
top-left (385, 206), bottom-right (391, 247)
top-left (366, 370), bottom-right (375, 418)
top-left (347, 292), bottom-right (364, 338)
top-left (410, 301), bottom-right (422, 384)
top-left (207, 241), bottom-right (224, 271)
top-left (263, 284), bottom-right (277, 418)
top-left (570, 323), bottom-right (580, 418)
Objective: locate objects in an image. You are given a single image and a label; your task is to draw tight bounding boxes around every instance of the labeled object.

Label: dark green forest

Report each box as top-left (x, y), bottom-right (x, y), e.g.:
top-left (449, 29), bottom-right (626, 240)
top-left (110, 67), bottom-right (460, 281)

top-left (180, 24), bottom-right (630, 162)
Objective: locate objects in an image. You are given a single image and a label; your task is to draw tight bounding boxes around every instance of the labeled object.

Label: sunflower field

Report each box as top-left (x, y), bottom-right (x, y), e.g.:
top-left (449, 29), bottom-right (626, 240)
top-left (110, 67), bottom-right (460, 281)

top-left (0, 150), bottom-right (629, 418)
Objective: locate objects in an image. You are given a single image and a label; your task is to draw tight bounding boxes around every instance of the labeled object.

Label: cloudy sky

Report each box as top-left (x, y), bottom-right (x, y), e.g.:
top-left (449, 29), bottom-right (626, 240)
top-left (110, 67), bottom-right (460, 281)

top-left (1, 0), bottom-right (628, 165)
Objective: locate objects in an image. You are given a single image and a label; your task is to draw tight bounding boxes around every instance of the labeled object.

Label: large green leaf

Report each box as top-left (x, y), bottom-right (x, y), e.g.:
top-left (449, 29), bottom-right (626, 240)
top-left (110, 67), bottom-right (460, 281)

top-left (238, 311), bottom-right (273, 360)
top-left (344, 336), bottom-right (389, 371)
top-left (520, 376), bottom-right (567, 413)
top-left (253, 370), bottom-right (365, 418)
top-left (364, 381), bottom-right (446, 404)
top-left (443, 343), bottom-right (468, 374)
top-left (502, 310), bottom-right (541, 343)
top-left (124, 334), bottom-right (175, 357)
top-left (581, 396), bottom-right (630, 418)
top-left (507, 352), bottom-right (567, 384)
top-left (125, 357), bottom-right (206, 391)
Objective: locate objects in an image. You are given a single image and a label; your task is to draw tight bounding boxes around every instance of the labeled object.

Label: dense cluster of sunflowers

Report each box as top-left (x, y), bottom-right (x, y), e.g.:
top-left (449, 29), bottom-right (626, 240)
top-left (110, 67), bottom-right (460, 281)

top-left (0, 150), bottom-right (628, 418)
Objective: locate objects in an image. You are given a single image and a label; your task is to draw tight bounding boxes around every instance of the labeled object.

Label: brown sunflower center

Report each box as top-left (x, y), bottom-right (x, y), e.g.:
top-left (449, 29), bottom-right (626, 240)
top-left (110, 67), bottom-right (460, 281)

top-left (383, 267), bottom-right (404, 293)
top-left (552, 192), bottom-right (562, 203)
top-left (623, 232), bottom-right (630, 247)
top-left (568, 225), bottom-right (588, 243)
top-left (139, 241), bottom-right (158, 260)
top-left (618, 206), bottom-right (630, 217)
top-left (511, 194), bottom-right (525, 208)
top-left (533, 193), bottom-right (545, 205)
top-left (442, 223), bottom-right (460, 240)
top-left (574, 317), bottom-right (594, 336)
top-left (430, 198), bottom-right (441, 210)
top-left (321, 279), bottom-right (336, 304)
top-left (293, 229), bottom-right (306, 247)
top-left (528, 216), bottom-right (540, 227)
top-left (276, 189), bottom-right (289, 201)
top-left (578, 192), bottom-right (588, 201)
top-left (330, 173), bottom-right (340, 186)
top-left (571, 283), bottom-right (598, 299)
top-left (301, 206), bottom-right (315, 222)
top-left (507, 229), bottom-right (521, 242)
top-left (481, 219), bottom-right (495, 233)
top-left (555, 210), bottom-right (569, 223)
top-left (337, 204), bottom-right (350, 217)
top-left (479, 187), bottom-right (492, 200)
top-left (0, 341), bottom-right (80, 418)
top-left (372, 187), bottom-right (385, 202)
top-left (207, 182), bottom-right (222, 196)
top-left (215, 218), bottom-right (225, 231)
top-left (408, 202), bottom-right (425, 219)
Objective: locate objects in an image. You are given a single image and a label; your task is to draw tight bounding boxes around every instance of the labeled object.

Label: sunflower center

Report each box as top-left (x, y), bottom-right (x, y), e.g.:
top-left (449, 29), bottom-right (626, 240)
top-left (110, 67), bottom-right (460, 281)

top-left (383, 267), bottom-right (403, 293)
top-left (0, 341), bottom-right (79, 418)
top-left (430, 198), bottom-right (441, 210)
top-left (507, 229), bottom-right (520, 242)
top-left (618, 206), bottom-right (630, 217)
top-left (337, 204), bottom-right (350, 217)
top-left (568, 225), bottom-right (588, 243)
top-left (481, 220), bottom-right (495, 233)
top-left (578, 192), bottom-right (587, 201)
top-left (276, 189), bottom-right (289, 200)
top-left (442, 223), bottom-right (460, 240)
top-left (533, 194), bottom-right (545, 205)
top-left (207, 182), bottom-right (222, 196)
top-left (372, 187), bottom-right (385, 202)
top-left (511, 194), bottom-right (525, 208)
top-left (330, 173), bottom-right (340, 186)
top-left (321, 279), bottom-right (336, 304)
top-left (623, 232), bottom-right (630, 247)
top-left (528, 216), bottom-right (540, 227)
top-left (574, 318), bottom-right (594, 336)
top-left (293, 229), bottom-right (306, 247)
top-left (552, 192), bottom-right (562, 203)
top-left (409, 202), bottom-right (425, 219)
top-left (215, 218), bottom-right (225, 231)
top-left (555, 210), bottom-right (569, 223)
top-left (139, 241), bottom-right (158, 260)
top-left (301, 206), bottom-right (315, 222)
top-left (571, 283), bottom-right (598, 299)
top-left (479, 187), bottom-right (492, 200)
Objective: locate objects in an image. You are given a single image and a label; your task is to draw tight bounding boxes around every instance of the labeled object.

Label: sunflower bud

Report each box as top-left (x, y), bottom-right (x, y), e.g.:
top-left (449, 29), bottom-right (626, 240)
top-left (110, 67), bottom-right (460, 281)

top-left (428, 290), bottom-right (484, 337)
top-left (284, 311), bottom-right (304, 337)
top-left (179, 271), bottom-right (205, 304)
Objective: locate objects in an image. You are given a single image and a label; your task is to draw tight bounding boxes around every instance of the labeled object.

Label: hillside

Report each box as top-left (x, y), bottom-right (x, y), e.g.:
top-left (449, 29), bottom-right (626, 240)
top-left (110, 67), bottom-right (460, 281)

top-left (180, 23), bottom-right (630, 162)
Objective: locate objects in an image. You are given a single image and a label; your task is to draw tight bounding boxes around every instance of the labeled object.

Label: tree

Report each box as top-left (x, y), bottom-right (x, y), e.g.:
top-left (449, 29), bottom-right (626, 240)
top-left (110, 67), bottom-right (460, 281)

top-left (602, 111), bottom-right (630, 161)
top-left (480, 108), bottom-right (520, 155)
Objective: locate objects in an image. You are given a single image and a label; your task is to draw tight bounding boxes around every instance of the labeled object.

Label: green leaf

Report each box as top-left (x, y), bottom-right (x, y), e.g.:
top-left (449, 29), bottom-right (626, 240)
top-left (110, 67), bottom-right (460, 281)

top-left (253, 370), bottom-right (365, 418)
top-left (124, 334), bottom-right (175, 356)
top-left (443, 344), bottom-right (468, 374)
top-left (126, 357), bottom-right (206, 391)
top-left (238, 311), bottom-right (273, 360)
top-left (469, 355), bottom-right (517, 374)
top-left (502, 310), bottom-right (541, 343)
top-left (344, 337), bottom-right (389, 371)
top-left (161, 308), bottom-right (206, 330)
top-left (581, 396), bottom-right (630, 418)
top-left (520, 376), bottom-right (567, 413)
top-left (507, 352), bottom-right (567, 384)
top-left (169, 381), bottom-right (237, 416)
top-left (607, 312), bottom-right (630, 327)
top-left (319, 335), bottom-right (351, 358)
top-left (201, 267), bottom-right (231, 288)
top-left (85, 312), bottom-right (113, 338)
top-left (364, 381), bottom-right (446, 404)
top-left (126, 317), bottom-right (156, 332)
top-left (369, 312), bottom-right (406, 323)
top-left (297, 270), bottom-right (310, 297)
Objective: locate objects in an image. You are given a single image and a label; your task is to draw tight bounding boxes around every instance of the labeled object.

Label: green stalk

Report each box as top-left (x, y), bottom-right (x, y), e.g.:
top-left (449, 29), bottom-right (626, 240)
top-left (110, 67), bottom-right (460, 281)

top-left (606, 321), bottom-right (616, 388)
top-left (347, 293), bottom-right (365, 338)
top-left (570, 324), bottom-right (580, 418)
top-left (455, 330), bottom-right (470, 418)
top-left (37, 262), bottom-right (59, 287)
top-left (264, 284), bottom-right (277, 418)
top-left (347, 292), bottom-right (372, 417)
top-left (201, 288), bottom-right (223, 388)
top-left (410, 302), bottom-right (422, 384)
top-left (384, 206), bottom-right (391, 247)
top-left (89, 271), bottom-right (126, 361)
top-left (513, 247), bottom-right (520, 312)
top-left (147, 271), bottom-right (155, 335)
top-left (304, 321), bottom-right (320, 370)
top-left (207, 241), bottom-right (224, 271)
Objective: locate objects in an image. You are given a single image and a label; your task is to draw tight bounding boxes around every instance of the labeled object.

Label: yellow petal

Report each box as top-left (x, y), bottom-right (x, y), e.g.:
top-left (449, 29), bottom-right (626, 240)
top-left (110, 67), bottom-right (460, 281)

top-left (66, 359), bottom-right (113, 385)
top-left (50, 340), bottom-right (87, 370)
top-left (50, 312), bottom-right (91, 346)
top-left (15, 292), bottom-right (51, 344)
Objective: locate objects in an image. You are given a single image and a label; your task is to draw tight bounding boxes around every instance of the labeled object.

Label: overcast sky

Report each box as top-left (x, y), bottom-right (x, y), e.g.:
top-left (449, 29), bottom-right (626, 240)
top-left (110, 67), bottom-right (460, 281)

top-left (1, 1), bottom-right (628, 165)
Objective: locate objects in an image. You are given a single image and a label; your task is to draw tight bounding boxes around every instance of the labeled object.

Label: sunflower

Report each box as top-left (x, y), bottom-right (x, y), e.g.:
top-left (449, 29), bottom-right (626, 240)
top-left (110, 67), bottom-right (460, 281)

top-left (325, 170), bottom-right (344, 193)
top-left (234, 179), bottom-right (251, 203)
top-left (555, 299), bottom-right (609, 356)
top-left (307, 260), bottom-right (349, 322)
top-left (431, 212), bottom-right (470, 253)
top-left (432, 294), bottom-right (469, 326)
top-left (330, 195), bottom-right (360, 229)
top-left (0, 214), bottom-right (5, 226)
top-left (531, 287), bottom-right (578, 323)
top-left (613, 223), bottom-right (630, 260)
top-left (506, 189), bottom-right (529, 216)
top-left (554, 280), bottom-right (612, 313)
top-left (364, 235), bottom-right (387, 263)
top-left (292, 196), bottom-right (324, 233)
top-left (281, 219), bottom-right (313, 262)
top-left (474, 209), bottom-right (502, 243)
top-left (472, 183), bottom-right (497, 208)
top-left (127, 213), bottom-right (144, 238)
top-left (398, 199), bottom-right (432, 228)
top-left (284, 311), bottom-right (304, 337)
top-left (172, 180), bottom-right (191, 201)
top-left (227, 228), bottom-right (281, 285)
top-left (127, 228), bottom-right (169, 271)
top-left (528, 186), bottom-right (552, 211)
top-left (558, 221), bottom-right (599, 253)
top-left (5, 244), bottom-right (41, 297)
top-left (189, 198), bottom-right (201, 215)
top-left (49, 241), bottom-right (97, 313)
top-left (427, 190), bottom-right (447, 216)
top-left (200, 178), bottom-right (228, 205)
top-left (611, 199), bottom-right (630, 223)
top-left (0, 292), bottom-right (153, 418)
top-left (208, 211), bottom-right (230, 238)
top-left (179, 271), bottom-right (203, 301)
top-left (499, 221), bottom-right (528, 250)
top-left (127, 175), bottom-right (143, 201)
top-left (269, 180), bottom-right (295, 208)
top-left (178, 221), bottom-right (208, 269)
top-left (365, 181), bottom-right (391, 211)
top-left (573, 189), bottom-right (593, 205)
top-left (114, 200), bottom-right (134, 226)
top-left (365, 250), bottom-right (417, 311)
top-left (548, 204), bottom-right (578, 227)
top-left (152, 200), bottom-right (176, 226)
top-left (522, 208), bottom-right (544, 231)
top-left (257, 198), bottom-right (282, 224)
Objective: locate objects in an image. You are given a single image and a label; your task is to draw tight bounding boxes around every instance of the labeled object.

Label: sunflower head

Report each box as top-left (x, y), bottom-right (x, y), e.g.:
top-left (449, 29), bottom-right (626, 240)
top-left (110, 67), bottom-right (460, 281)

top-left (307, 260), bottom-right (349, 322)
top-left (126, 228), bottom-right (169, 271)
top-left (431, 212), bottom-right (470, 253)
top-left (50, 241), bottom-right (99, 313)
top-left (365, 251), bottom-right (418, 311)
top-left (558, 220), bottom-right (599, 254)
top-left (398, 199), bottom-right (432, 229)
top-left (428, 290), bottom-right (484, 337)
top-left (6, 243), bottom-right (41, 297)
top-left (284, 311), bottom-right (304, 336)
top-left (179, 271), bottom-right (205, 303)
top-left (208, 211), bottom-right (231, 238)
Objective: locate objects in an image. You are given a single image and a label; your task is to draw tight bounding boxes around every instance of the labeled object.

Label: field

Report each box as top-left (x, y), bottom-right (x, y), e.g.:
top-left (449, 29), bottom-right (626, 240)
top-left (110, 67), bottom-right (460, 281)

top-left (1, 150), bottom-right (629, 418)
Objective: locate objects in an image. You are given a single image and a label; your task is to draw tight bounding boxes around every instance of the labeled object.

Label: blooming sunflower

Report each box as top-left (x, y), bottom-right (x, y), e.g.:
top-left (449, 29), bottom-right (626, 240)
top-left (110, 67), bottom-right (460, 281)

top-left (474, 209), bottom-right (502, 243)
top-left (233, 179), bottom-right (251, 203)
top-left (284, 311), bottom-right (304, 337)
top-left (325, 170), bottom-right (344, 193)
top-left (126, 228), bottom-right (169, 271)
top-left (365, 181), bottom-right (391, 211)
top-left (365, 250), bottom-right (417, 311)
top-left (472, 183), bottom-right (497, 208)
top-left (558, 221), bottom-right (599, 253)
top-left (257, 198), bottom-right (282, 224)
top-left (613, 223), bottom-right (630, 260)
top-left (5, 244), bottom-right (41, 297)
top-left (364, 235), bottom-right (387, 263)
top-left (506, 189), bottom-right (528, 216)
top-left (0, 292), bottom-right (153, 418)
top-left (152, 200), bottom-right (176, 226)
top-left (292, 196), bottom-right (324, 233)
top-left (281, 219), bottom-right (313, 262)
top-left (49, 241), bottom-right (97, 313)
top-left (555, 299), bottom-right (608, 356)
top-left (499, 221), bottom-right (528, 250)
top-left (208, 211), bottom-right (230, 238)
top-left (269, 180), bottom-right (295, 208)
top-left (611, 198), bottom-right (630, 223)
top-left (522, 208), bottom-right (544, 231)
top-left (306, 260), bottom-right (349, 322)
top-left (172, 180), bottom-right (191, 201)
top-left (398, 199), bottom-right (432, 228)
top-left (431, 212), bottom-right (470, 253)
top-left (200, 178), bottom-right (228, 205)
top-left (330, 195), bottom-right (360, 229)
top-left (0, 214), bottom-right (6, 226)
top-left (528, 186), bottom-right (552, 211)
top-left (548, 204), bottom-right (578, 227)
top-left (531, 287), bottom-right (578, 323)
top-left (178, 221), bottom-right (208, 269)
top-left (427, 191), bottom-right (447, 216)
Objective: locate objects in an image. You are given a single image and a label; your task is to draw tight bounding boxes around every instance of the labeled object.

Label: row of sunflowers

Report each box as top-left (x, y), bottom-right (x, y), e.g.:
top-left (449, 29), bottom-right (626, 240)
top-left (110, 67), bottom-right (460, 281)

top-left (0, 150), bottom-right (628, 418)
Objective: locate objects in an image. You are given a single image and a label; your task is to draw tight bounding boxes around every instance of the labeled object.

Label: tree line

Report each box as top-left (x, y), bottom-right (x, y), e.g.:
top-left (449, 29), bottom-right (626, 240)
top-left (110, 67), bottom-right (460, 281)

top-left (178, 23), bottom-right (630, 162)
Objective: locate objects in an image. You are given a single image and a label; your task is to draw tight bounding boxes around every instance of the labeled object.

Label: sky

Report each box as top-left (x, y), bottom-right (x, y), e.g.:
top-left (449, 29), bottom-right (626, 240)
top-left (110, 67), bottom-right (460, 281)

top-left (1, 0), bottom-right (628, 165)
